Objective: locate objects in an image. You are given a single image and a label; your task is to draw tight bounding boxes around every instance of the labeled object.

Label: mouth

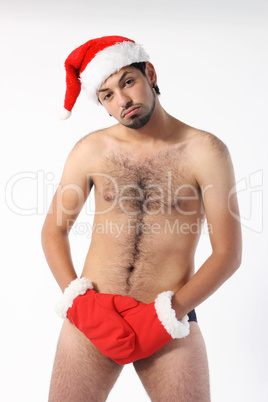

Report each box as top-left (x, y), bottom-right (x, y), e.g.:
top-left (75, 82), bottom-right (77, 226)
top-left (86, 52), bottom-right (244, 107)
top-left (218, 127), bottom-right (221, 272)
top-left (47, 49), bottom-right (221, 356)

top-left (123, 107), bottom-right (140, 119)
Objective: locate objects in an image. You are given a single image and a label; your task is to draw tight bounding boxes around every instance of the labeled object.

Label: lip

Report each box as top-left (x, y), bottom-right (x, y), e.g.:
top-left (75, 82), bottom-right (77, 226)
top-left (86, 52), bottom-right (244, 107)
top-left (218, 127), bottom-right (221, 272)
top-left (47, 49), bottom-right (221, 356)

top-left (123, 107), bottom-right (140, 118)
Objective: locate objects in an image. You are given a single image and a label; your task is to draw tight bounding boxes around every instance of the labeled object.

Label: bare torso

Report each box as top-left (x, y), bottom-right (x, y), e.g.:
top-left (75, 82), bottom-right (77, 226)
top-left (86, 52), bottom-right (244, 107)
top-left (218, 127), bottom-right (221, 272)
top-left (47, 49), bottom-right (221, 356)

top-left (46, 59), bottom-right (240, 400)
top-left (81, 122), bottom-right (205, 302)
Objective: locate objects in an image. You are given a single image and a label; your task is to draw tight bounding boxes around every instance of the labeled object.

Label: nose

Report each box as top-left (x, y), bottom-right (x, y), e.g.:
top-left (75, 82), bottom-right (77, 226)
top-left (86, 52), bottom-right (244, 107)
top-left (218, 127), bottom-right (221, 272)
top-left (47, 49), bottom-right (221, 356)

top-left (116, 90), bottom-right (131, 108)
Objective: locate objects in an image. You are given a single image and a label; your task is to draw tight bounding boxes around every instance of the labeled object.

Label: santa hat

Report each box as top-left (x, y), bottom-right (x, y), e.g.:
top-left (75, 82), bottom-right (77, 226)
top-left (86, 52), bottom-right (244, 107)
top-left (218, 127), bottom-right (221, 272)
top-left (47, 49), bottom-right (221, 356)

top-left (60, 35), bottom-right (149, 119)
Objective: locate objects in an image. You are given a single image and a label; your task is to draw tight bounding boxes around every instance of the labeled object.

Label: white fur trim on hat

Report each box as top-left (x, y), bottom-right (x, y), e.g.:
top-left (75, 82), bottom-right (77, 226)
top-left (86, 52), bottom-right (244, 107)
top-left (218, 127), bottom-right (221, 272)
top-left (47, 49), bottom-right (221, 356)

top-left (154, 291), bottom-right (190, 339)
top-left (80, 41), bottom-right (149, 104)
top-left (55, 277), bottom-right (93, 319)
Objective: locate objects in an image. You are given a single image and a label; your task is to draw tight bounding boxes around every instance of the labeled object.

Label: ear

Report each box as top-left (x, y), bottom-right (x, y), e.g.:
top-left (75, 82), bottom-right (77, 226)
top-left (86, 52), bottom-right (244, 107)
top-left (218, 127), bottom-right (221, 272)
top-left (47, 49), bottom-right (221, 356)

top-left (145, 62), bottom-right (157, 86)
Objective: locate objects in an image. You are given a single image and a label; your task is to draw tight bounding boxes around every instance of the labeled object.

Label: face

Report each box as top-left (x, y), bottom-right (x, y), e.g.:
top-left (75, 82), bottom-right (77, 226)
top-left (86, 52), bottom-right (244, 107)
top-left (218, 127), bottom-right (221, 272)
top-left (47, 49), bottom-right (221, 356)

top-left (97, 65), bottom-right (156, 129)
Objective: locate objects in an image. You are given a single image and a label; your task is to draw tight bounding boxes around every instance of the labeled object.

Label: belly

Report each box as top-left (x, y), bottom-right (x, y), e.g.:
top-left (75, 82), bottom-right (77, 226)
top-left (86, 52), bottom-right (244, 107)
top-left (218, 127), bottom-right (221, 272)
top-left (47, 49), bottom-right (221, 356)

top-left (81, 213), bottom-right (202, 302)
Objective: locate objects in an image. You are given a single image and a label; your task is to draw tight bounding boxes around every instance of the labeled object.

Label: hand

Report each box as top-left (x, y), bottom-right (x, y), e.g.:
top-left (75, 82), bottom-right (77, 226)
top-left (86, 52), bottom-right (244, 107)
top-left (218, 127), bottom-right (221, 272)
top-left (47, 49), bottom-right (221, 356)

top-left (110, 290), bottom-right (190, 364)
top-left (55, 278), bottom-right (189, 365)
top-left (55, 278), bottom-right (136, 361)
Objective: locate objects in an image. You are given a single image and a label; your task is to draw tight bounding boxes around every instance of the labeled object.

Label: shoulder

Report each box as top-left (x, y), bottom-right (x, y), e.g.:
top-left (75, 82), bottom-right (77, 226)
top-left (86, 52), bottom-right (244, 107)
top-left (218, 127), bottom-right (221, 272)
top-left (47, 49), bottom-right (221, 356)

top-left (68, 125), bottom-right (119, 160)
top-left (185, 128), bottom-right (235, 186)
top-left (72, 127), bottom-right (110, 152)
top-left (61, 128), bottom-right (106, 175)
top-left (178, 125), bottom-right (234, 186)
top-left (186, 128), bottom-right (230, 159)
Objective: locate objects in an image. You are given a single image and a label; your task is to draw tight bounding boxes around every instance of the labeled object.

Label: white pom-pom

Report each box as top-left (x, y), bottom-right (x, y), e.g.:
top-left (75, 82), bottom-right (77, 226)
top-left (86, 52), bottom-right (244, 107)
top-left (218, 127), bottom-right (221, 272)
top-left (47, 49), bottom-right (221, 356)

top-left (59, 107), bottom-right (72, 120)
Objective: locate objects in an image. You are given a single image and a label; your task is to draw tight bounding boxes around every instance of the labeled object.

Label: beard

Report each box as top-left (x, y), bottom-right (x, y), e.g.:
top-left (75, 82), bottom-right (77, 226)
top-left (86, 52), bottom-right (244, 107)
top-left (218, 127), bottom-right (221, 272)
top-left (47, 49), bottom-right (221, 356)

top-left (121, 89), bottom-right (156, 130)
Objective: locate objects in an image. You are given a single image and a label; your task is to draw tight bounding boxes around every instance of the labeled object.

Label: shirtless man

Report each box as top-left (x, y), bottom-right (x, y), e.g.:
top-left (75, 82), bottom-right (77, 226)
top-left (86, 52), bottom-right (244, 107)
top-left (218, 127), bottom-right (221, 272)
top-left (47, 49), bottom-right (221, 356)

top-left (41, 36), bottom-right (242, 401)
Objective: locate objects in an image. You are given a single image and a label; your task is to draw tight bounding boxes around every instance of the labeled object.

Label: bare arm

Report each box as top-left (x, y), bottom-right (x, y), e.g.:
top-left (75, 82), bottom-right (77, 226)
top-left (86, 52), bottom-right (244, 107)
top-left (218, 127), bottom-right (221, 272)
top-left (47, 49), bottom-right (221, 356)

top-left (41, 139), bottom-right (94, 292)
top-left (172, 134), bottom-right (242, 318)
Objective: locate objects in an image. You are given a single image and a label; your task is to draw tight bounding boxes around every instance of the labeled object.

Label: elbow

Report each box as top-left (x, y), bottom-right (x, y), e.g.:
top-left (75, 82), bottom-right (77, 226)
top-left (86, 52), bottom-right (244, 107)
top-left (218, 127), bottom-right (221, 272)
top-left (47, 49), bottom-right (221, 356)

top-left (232, 250), bottom-right (242, 273)
top-left (41, 219), bottom-right (68, 250)
top-left (41, 221), bottom-right (50, 251)
top-left (41, 219), bottom-right (57, 250)
top-left (227, 245), bottom-right (243, 276)
top-left (220, 251), bottom-right (242, 280)
top-left (213, 246), bottom-right (242, 276)
top-left (233, 236), bottom-right (243, 272)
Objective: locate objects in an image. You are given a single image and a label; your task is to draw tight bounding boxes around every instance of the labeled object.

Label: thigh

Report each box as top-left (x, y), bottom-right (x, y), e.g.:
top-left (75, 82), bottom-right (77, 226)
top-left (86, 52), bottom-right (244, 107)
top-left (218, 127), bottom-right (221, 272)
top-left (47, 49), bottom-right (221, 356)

top-left (133, 323), bottom-right (210, 402)
top-left (49, 320), bottom-right (123, 402)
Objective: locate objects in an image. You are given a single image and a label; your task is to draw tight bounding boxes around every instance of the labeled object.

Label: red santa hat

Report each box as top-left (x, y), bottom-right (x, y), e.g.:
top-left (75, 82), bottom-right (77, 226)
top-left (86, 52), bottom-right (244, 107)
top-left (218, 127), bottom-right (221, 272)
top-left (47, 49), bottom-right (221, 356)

top-left (60, 35), bottom-right (149, 119)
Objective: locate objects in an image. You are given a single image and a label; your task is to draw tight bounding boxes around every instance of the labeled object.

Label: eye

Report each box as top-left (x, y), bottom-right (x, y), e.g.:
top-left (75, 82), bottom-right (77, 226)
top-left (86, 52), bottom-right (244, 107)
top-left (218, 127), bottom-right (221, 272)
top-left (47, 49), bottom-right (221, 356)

top-left (103, 93), bottom-right (112, 102)
top-left (125, 79), bottom-right (134, 86)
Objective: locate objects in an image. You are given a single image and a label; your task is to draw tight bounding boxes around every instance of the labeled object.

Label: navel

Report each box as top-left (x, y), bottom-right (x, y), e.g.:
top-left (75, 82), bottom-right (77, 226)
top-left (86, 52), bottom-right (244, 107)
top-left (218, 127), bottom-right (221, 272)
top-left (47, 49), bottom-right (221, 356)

top-left (128, 265), bottom-right (135, 273)
top-left (126, 265), bottom-right (135, 286)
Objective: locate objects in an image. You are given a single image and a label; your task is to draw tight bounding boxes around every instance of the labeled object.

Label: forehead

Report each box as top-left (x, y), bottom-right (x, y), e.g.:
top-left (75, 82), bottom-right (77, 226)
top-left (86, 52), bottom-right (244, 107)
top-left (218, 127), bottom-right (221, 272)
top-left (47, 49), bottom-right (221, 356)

top-left (98, 66), bottom-right (139, 90)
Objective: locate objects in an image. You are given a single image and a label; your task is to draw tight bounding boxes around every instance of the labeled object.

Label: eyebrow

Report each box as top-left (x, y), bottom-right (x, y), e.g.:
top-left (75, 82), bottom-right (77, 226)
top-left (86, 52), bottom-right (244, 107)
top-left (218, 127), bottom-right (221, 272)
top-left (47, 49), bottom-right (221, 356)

top-left (98, 71), bottom-right (131, 93)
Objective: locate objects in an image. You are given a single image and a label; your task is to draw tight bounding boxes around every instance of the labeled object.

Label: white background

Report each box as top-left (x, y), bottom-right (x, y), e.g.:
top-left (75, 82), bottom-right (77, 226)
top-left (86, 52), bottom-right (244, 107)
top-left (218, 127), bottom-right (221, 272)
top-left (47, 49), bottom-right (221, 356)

top-left (1, 0), bottom-right (267, 401)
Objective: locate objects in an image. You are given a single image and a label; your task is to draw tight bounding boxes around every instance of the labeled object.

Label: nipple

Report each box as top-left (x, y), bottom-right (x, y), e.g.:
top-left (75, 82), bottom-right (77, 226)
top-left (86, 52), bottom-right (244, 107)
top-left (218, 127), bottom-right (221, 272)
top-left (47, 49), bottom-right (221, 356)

top-left (103, 192), bottom-right (114, 201)
top-left (167, 197), bottom-right (177, 208)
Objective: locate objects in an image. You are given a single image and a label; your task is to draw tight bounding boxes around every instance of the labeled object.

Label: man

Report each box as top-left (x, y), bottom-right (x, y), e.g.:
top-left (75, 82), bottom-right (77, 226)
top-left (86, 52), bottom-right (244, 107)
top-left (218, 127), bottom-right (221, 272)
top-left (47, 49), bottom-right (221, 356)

top-left (42, 35), bottom-right (242, 401)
